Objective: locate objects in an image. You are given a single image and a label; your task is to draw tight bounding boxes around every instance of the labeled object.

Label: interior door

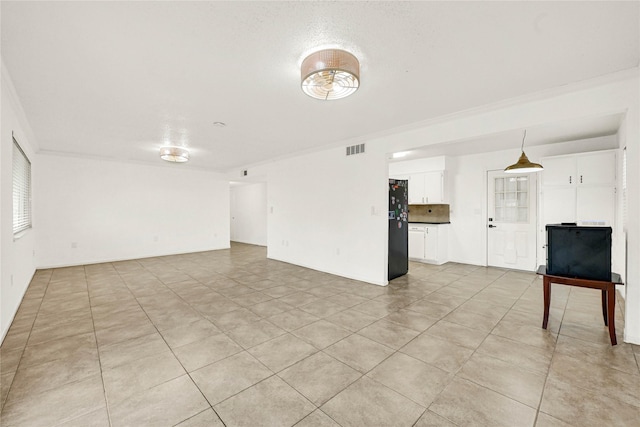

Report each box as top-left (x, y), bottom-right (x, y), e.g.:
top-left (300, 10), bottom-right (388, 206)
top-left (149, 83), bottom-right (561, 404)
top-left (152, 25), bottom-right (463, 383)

top-left (487, 170), bottom-right (537, 271)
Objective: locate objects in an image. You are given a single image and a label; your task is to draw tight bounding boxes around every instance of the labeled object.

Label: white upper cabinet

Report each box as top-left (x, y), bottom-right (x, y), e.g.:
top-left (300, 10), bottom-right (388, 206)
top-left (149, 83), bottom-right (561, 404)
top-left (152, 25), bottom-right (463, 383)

top-left (389, 156), bottom-right (448, 204)
top-left (576, 151), bottom-right (616, 185)
top-left (542, 156), bottom-right (576, 186)
top-left (397, 171), bottom-right (445, 204)
top-left (424, 171), bottom-right (444, 204)
top-left (542, 151), bottom-right (616, 187)
top-left (408, 174), bottom-right (427, 204)
top-left (540, 150), bottom-right (617, 228)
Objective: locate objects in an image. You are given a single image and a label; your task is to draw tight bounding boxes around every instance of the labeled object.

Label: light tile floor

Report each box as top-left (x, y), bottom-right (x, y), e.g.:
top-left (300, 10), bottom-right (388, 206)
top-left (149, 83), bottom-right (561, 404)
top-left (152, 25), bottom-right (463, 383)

top-left (1, 243), bottom-right (639, 426)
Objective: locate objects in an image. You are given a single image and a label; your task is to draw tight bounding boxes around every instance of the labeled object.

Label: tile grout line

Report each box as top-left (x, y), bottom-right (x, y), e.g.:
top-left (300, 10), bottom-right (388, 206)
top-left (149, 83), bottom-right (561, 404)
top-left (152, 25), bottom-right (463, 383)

top-left (531, 278), bottom-right (567, 427)
top-left (0, 269), bottom-right (52, 414)
top-left (412, 268), bottom-right (513, 427)
top-left (305, 266), bottom-right (511, 426)
top-left (112, 259), bottom-right (231, 426)
top-left (129, 257), bottom-right (324, 425)
top-left (414, 268), bottom-right (535, 425)
top-left (84, 264), bottom-right (114, 427)
top-left (14, 267), bottom-right (106, 427)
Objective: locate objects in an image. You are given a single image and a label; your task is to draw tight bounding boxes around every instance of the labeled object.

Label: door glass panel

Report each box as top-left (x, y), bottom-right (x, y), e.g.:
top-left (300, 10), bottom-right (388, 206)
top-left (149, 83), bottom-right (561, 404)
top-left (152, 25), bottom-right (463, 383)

top-left (494, 175), bottom-right (528, 223)
top-left (517, 177), bottom-right (528, 191)
top-left (517, 192), bottom-right (528, 206)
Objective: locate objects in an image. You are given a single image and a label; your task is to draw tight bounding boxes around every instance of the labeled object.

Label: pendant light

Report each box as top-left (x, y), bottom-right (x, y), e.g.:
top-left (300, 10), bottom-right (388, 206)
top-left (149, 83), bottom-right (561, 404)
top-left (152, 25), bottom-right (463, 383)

top-left (301, 49), bottom-right (360, 100)
top-left (504, 130), bottom-right (543, 173)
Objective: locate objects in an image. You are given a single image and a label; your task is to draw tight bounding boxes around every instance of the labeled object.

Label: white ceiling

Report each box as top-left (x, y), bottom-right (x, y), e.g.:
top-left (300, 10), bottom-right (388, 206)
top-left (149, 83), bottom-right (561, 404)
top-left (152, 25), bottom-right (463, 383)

top-left (1, 1), bottom-right (638, 171)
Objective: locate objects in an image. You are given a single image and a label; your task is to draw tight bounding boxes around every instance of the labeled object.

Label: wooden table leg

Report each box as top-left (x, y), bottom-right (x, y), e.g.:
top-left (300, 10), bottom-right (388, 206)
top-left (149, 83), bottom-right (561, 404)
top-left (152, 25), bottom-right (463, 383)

top-left (601, 289), bottom-right (608, 326)
top-left (542, 277), bottom-right (551, 329)
top-left (537, 267), bottom-right (621, 347)
top-left (607, 285), bottom-right (617, 346)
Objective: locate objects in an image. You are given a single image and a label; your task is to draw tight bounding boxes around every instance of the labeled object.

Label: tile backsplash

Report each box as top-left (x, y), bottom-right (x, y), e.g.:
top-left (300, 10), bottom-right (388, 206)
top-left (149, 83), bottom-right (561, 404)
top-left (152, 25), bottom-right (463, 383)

top-left (409, 204), bottom-right (450, 223)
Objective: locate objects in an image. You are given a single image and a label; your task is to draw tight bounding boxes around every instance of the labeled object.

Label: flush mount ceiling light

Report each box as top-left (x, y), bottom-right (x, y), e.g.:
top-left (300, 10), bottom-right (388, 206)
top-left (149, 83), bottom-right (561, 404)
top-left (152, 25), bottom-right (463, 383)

top-left (504, 130), bottom-right (543, 173)
top-left (159, 146), bottom-right (189, 163)
top-left (301, 49), bottom-right (360, 100)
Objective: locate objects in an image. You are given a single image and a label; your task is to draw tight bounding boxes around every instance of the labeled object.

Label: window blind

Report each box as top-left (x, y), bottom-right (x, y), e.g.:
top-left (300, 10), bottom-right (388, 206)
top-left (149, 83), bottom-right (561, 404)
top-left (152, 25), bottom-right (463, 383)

top-left (13, 136), bottom-right (32, 234)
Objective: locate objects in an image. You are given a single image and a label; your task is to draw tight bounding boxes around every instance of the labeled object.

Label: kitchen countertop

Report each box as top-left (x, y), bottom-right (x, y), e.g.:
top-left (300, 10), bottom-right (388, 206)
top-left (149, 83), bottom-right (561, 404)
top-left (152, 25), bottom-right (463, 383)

top-left (409, 221), bottom-right (451, 224)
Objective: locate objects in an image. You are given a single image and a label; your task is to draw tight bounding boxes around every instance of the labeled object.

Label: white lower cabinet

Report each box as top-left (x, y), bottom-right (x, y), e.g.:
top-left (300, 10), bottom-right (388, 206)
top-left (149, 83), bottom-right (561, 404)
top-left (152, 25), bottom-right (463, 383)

top-left (409, 227), bottom-right (426, 260)
top-left (408, 224), bottom-right (448, 265)
top-left (424, 226), bottom-right (438, 261)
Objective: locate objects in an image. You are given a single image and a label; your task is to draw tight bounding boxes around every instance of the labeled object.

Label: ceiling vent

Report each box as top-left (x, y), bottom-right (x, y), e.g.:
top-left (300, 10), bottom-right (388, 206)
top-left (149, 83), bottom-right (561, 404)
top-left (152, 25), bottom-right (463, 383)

top-left (346, 143), bottom-right (365, 156)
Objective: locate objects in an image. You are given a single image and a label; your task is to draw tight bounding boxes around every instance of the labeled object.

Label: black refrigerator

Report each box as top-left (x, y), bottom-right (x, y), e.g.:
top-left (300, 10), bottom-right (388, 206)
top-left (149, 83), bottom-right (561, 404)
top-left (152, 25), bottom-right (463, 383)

top-left (388, 179), bottom-right (409, 280)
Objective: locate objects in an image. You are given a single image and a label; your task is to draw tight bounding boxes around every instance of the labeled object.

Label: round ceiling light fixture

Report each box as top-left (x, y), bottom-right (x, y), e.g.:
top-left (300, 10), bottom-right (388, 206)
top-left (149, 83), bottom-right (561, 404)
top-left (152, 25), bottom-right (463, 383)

top-left (301, 49), bottom-right (360, 100)
top-left (159, 146), bottom-right (189, 163)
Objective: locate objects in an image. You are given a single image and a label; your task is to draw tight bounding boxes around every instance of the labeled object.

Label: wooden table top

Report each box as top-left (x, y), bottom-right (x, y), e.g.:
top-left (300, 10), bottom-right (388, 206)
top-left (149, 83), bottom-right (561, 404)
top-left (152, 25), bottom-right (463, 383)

top-left (536, 265), bottom-right (623, 285)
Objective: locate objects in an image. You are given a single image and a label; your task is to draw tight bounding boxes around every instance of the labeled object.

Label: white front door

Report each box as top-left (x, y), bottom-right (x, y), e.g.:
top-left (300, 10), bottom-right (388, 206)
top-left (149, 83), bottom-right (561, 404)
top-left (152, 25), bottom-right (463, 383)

top-left (487, 170), bottom-right (537, 271)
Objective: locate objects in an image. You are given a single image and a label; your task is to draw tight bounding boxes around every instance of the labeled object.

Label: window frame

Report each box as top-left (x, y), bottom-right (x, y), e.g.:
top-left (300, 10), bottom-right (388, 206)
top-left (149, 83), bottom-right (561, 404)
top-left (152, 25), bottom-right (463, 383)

top-left (12, 135), bottom-right (32, 235)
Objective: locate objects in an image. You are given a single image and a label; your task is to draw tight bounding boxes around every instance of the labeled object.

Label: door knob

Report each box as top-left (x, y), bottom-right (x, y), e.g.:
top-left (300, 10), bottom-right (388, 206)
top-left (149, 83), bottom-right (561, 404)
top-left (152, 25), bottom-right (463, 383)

top-left (488, 224), bottom-right (497, 228)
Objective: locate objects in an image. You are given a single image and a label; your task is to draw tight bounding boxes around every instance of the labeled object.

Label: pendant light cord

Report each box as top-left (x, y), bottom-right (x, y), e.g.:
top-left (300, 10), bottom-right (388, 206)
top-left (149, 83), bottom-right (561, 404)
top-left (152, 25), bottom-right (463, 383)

top-left (521, 130), bottom-right (527, 153)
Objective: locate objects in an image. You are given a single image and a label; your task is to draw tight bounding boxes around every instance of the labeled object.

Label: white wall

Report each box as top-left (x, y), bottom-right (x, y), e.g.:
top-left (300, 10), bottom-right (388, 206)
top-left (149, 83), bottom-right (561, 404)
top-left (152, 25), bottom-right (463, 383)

top-left (444, 136), bottom-right (620, 267)
top-left (230, 182), bottom-right (267, 246)
top-left (388, 156), bottom-right (446, 175)
top-left (621, 99), bottom-right (639, 344)
top-left (1, 65), bottom-right (38, 342)
top-left (35, 154), bottom-right (230, 267)
top-left (267, 146), bottom-right (389, 286)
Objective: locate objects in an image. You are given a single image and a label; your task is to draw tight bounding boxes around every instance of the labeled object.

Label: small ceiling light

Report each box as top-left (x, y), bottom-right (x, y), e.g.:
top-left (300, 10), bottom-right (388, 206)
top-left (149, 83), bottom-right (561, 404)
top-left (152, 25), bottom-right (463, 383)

top-left (301, 49), bottom-right (360, 100)
top-left (213, 122), bottom-right (226, 127)
top-left (159, 146), bottom-right (189, 163)
top-left (504, 130), bottom-right (543, 173)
